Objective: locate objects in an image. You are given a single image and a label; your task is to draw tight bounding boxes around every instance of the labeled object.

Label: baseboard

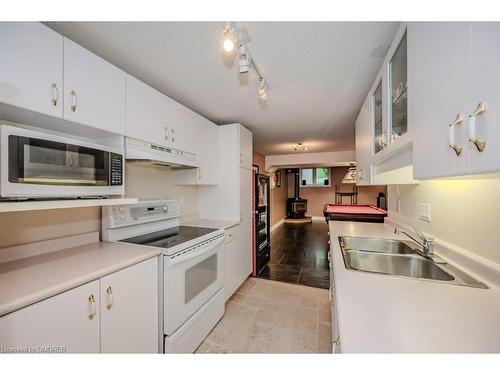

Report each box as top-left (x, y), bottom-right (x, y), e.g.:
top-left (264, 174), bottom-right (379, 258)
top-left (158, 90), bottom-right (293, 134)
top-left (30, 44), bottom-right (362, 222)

top-left (311, 216), bottom-right (325, 222)
top-left (270, 217), bottom-right (286, 232)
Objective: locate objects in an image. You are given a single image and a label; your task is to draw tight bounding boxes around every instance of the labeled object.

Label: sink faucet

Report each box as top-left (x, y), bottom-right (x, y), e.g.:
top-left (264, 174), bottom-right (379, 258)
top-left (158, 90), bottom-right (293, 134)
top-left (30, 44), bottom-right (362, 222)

top-left (394, 226), bottom-right (446, 264)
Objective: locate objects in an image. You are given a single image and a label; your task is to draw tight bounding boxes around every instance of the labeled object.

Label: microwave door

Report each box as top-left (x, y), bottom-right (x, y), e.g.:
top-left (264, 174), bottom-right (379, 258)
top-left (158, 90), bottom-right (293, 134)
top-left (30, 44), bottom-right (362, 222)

top-left (12, 136), bottom-right (108, 187)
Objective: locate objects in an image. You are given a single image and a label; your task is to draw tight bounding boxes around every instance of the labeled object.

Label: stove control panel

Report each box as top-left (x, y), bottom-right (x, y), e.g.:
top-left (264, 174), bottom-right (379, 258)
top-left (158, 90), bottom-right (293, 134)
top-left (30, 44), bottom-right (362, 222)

top-left (102, 199), bottom-right (180, 228)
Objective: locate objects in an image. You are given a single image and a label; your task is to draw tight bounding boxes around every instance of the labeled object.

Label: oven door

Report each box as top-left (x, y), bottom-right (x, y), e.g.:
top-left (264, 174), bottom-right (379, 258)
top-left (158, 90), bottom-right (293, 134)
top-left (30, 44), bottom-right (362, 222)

top-left (0, 125), bottom-right (124, 198)
top-left (164, 236), bottom-right (224, 335)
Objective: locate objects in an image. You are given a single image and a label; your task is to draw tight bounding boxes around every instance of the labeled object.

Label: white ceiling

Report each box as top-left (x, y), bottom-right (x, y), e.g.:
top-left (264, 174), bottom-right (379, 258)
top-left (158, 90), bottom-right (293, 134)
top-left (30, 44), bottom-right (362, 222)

top-left (45, 22), bottom-right (399, 155)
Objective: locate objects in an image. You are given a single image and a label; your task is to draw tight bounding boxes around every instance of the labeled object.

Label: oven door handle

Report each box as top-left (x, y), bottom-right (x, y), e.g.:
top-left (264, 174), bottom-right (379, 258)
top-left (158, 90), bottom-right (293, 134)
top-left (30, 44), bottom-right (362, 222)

top-left (168, 237), bottom-right (224, 266)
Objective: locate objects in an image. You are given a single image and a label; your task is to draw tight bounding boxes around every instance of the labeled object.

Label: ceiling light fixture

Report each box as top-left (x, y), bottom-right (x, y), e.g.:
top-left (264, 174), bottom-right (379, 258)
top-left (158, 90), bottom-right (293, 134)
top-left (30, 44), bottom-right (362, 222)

top-left (222, 24), bottom-right (236, 52)
top-left (294, 143), bottom-right (308, 151)
top-left (221, 22), bottom-right (269, 101)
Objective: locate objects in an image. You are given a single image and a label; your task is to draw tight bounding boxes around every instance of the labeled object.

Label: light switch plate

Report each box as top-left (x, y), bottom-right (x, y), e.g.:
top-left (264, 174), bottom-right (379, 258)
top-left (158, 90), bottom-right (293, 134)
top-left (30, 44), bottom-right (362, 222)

top-left (419, 203), bottom-right (431, 222)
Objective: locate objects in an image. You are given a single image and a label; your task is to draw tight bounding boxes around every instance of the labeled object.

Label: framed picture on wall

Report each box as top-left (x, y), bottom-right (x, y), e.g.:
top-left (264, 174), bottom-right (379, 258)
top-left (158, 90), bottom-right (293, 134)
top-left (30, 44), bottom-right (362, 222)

top-left (275, 170), bottom-right (281, 187)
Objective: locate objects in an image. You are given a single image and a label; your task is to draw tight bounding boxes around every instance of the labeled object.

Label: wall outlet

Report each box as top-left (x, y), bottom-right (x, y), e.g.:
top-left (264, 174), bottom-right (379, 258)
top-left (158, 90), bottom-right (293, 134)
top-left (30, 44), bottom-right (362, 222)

top-left (419, 203), bottom-right (431, 222)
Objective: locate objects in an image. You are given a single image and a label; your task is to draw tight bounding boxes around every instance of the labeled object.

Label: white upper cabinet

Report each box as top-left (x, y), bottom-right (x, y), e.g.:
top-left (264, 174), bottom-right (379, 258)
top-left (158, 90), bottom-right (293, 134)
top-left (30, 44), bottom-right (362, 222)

top-left (0, 22), bottom-right (63, 118)
top-left (194, 115), bottom-right (219, 185)
top-left (63, 38), bottom-right (126, 135)
top-left (355, 95), bottom-right (372, 185)
top-left (0, 280), bottom-right (100, 353)
top-left (239, 125), bottom-right (253, 170)
top-left (165, 96), bottom-right (197, 154)
top-left (410, 22), bottom-right (471, 179)
top-left (100, 258), bottom-right (158, 353)
top-left (469, 22), bottom-right (500, 174)
top-left (126, 75), bottom-right (169, 145)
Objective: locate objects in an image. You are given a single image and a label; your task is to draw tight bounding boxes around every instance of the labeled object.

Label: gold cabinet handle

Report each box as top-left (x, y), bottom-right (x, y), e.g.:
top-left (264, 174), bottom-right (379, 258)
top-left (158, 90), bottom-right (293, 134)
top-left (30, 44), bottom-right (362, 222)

top-left (50, 83), bottom-right (59, 107)
top-left (171, 128), bottom-right (175, 143)
top-left (448, 113), bottom-right (464, 156)
top-left (468, 102), bottom-right (486, 152)
top-left (69, 90), bottom-right (78, 112)
top-left (164, 126), bottom-right (169, 141)
top-left (106, 286), bottom-right (113, 310)
top-left (88, 294), bottom-right (96, 320)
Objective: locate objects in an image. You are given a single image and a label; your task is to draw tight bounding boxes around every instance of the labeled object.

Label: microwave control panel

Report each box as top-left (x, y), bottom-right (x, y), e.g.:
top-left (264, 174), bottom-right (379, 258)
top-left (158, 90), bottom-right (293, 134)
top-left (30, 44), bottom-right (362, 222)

top-left (110, 153), bottom-right (123, 186)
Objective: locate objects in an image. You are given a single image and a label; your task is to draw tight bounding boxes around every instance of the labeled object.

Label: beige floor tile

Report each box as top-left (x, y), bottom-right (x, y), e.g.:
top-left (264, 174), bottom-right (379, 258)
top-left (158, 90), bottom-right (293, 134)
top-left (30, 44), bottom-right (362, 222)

top-left (319, 306), bottom-right (331, 323)
top-left (317, 322), bottom-right (332, 353)
top-left (228, 293), bottom-right (246, 304)
top-left (236, 278), bottom-right (257, 295)
top-left (255, 308), bottom-right (277, 324)
top-left (200, 278), bottom-right (331, 354)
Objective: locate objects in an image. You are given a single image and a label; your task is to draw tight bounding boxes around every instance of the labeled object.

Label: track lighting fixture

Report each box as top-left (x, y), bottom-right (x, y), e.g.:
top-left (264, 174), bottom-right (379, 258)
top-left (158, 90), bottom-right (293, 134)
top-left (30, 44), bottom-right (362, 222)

top-left (221, 22), bottom-right (269, 101)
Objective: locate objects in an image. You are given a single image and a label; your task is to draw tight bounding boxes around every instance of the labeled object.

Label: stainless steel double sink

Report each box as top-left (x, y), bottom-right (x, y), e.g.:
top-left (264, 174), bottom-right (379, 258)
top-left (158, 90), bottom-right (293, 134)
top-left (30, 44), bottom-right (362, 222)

top-left (338, 236), bottom-right (487, 288)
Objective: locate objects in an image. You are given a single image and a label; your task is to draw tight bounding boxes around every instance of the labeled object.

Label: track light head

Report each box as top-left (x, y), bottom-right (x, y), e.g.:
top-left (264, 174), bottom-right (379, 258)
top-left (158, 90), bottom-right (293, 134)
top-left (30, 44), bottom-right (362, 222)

top-left (222, 25), bottom-right (236, 52)
top-left (258, 79), bottom-right (268, 101)
top-left (238, 44), bottom-right (251, 74)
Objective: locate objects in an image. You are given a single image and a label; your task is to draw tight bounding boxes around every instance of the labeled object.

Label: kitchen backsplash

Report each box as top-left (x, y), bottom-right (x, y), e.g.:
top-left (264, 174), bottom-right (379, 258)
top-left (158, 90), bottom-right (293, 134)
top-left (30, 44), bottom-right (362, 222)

top-left (388, 178), bottom-right (500, 266)
top-left (0, 162), bottom-right (199, 248)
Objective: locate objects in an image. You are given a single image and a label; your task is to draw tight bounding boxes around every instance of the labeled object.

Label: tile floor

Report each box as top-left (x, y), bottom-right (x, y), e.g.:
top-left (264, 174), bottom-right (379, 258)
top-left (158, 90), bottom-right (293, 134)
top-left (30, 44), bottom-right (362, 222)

top-left (259, 222), bottom-right (330, 289)
top-left (196, 277), bottom-right (332, 353)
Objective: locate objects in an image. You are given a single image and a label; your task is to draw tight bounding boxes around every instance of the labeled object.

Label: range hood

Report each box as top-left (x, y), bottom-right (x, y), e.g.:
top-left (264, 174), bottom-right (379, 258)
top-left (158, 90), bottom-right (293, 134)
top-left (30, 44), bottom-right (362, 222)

top-left (125, 138), bottom-right (198, 168)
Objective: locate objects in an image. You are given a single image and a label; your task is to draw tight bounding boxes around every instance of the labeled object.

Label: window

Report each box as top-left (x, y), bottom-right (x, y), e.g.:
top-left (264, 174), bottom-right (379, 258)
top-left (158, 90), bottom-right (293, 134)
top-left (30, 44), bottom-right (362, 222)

top-left (300, 168), bottom-right (330, 187)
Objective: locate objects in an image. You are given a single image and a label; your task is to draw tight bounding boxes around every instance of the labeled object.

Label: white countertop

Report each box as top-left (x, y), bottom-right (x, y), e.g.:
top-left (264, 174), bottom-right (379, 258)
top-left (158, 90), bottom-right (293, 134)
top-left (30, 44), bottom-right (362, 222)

top-left (329, 221), bottom-right (500, 353)
top-left (184, 218), bottom-right (240, 230)
top-left (0, 240), bottom-right (160, 317)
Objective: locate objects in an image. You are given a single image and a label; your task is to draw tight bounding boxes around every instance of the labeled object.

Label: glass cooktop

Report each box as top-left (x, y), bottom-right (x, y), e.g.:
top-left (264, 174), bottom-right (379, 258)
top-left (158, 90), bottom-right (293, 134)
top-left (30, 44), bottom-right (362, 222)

top-left (120, 226), bottom-right (218, 249)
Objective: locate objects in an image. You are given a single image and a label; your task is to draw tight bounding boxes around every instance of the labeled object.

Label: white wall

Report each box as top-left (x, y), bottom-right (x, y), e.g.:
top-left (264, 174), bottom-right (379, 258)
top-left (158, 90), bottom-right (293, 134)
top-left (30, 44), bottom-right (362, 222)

top-left (388, 178), bottom-right (500, 266)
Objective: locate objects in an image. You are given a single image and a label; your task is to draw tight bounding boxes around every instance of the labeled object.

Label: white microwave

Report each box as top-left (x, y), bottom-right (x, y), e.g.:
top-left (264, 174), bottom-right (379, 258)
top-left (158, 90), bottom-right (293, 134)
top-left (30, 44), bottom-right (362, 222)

top-left (0, 125), bottom-right (125, 199)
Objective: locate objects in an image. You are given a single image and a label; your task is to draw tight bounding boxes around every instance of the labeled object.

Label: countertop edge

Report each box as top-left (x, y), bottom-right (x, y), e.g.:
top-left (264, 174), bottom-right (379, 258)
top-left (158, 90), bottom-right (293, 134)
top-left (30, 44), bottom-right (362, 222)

top-left (0, 250), bottom-right (160, 317)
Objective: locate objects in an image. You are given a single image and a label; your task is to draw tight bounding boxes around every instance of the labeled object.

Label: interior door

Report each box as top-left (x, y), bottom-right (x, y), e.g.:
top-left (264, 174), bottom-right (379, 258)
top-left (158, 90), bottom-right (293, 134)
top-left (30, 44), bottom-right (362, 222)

top-left (0, 22), bottom-right (63, 118)
top-left (409, 22), bottom-right (471, 179)
top-left (0, 280), bottom-right (100, 353)
top-left (100, 258), bottom-right (159, 353)
top-left (63, 38), bottom-right (126, 135)
top-left (469, 22), bottom-right (500, 174)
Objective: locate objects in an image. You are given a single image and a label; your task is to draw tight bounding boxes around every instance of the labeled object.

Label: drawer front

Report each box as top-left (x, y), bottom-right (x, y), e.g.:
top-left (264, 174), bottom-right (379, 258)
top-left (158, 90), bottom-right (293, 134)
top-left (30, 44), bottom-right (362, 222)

top-left (224, 224), bottom-right (240, 244)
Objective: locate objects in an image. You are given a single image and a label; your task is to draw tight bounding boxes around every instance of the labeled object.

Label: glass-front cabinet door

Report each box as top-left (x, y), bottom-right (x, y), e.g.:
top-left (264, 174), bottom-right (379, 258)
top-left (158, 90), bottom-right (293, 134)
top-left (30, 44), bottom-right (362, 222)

top-left (389, 32), bottom-right (408, 143)
top-left (373, 80), bottom-right (384, 153)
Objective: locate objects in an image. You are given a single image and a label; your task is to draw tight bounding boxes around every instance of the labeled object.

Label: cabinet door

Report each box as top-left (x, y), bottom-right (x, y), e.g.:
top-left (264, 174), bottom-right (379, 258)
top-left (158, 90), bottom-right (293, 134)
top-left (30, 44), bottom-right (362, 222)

top-left (63, 38), bottom-right (126, 135)
top-left (239, 168), bottom-right (253, 278)
top-left (409, 22), bottom-right (471, 179)
top-left (126, 75), bottom-right (168, 145)
top-left (0, 22), bottom-right (63, 118)
top-left (100, 257), bottom-right (159, 353)
top-left (196, 116), bottom-right (219, 185)
top-left (239, 125), bottom-right (253, 170)
top-left (469, 22), bottom-right (500, 174)
top-left (0, 281), bottom-right (100, 353)
top-left (224, 235), bottom-right (242, 301)
top-left (355, 95), bottom-right (372, 185)
top-left (165, 96), bottom-right (197, 153)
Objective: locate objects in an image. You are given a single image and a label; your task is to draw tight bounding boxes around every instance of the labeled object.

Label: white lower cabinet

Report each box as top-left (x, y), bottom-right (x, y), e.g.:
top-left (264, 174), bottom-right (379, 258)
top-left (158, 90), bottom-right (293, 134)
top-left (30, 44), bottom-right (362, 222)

top-left (0, 280), bottom-right (100, 353)
top-left (224, 232), bottom-right (242, 301)
top-left (0, 257), bottom-right (159, 353)
top-left (100, 257), bottom-right (159, 353)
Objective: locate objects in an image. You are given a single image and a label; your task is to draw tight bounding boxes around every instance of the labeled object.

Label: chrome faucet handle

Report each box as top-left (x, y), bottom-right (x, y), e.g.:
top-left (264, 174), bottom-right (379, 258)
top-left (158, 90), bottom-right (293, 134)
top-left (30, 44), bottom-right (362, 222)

top-left (411, 226), bottom-right (427, 240)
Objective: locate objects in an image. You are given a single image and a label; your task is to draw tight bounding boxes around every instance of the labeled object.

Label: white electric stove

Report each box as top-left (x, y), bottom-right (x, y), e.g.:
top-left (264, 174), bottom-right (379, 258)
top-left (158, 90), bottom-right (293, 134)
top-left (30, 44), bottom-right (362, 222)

top-left (102, 200), bottom-right (225, 353)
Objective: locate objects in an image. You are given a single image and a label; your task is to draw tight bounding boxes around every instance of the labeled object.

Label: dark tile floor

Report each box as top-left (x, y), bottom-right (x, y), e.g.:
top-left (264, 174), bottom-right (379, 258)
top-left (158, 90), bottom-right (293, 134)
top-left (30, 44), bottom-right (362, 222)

top-left (258, 221), bottom-right (330, 289)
